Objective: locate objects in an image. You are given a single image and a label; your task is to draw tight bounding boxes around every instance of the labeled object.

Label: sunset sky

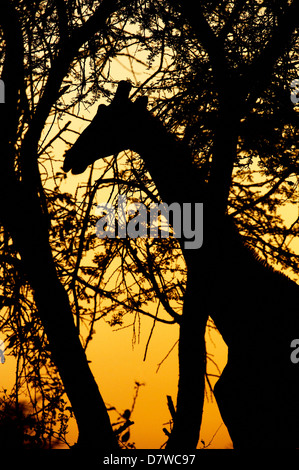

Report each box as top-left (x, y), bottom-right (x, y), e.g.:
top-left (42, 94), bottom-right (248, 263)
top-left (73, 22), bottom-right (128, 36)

top-left (0, 310), bottom-right (233, 449)
top-left (0, 8), bottom-right (297, 450)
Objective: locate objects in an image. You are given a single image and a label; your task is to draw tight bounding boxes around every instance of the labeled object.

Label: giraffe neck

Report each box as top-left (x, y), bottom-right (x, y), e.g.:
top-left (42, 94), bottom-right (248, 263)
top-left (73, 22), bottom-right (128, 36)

top-left (129, 107), bottom-right (204, 206)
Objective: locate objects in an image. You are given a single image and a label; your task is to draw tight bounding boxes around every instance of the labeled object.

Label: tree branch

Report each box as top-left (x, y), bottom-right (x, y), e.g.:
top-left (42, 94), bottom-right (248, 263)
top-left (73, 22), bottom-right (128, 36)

top-left (0, 0), bottom-right (25, 152)
top-left (174, 0), bottom-right (229, 99)
top-left (244, 0), bottom-right (299, 105)
top-left (21, 0), bottom-right (131, 162)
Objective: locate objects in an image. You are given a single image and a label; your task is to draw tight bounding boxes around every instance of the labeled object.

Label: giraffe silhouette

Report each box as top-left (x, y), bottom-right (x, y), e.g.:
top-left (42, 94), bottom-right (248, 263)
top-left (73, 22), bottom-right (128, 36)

top-left (63, 81), bottom-right (299, 448)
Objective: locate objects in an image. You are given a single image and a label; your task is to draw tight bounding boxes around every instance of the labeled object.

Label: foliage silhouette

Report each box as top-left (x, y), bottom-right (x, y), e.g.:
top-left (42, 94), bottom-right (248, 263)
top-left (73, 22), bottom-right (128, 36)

top-left (0, 389), bottom-right (69, 448)
top-left (0, 0), bottom-right (298, 451)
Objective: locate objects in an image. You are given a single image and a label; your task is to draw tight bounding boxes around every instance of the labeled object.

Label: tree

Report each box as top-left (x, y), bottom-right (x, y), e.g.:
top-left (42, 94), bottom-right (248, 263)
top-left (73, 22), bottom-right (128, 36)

top-left (0, 0), bottom-right (136, 450)
top-left (0, 0), bottom-right (298, 451)
top-left (127, 1), bottom-right (299, 448)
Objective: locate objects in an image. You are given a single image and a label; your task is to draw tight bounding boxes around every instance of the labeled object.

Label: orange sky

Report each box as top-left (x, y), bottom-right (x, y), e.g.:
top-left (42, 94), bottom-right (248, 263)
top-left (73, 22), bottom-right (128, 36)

top-left (1, 48), bottom-right (297, 450)
top-left (0, 83), bottom-right (234, 449)
top-left (81, 314), bottom-right (232, 449)
top-left (0, 314), bottom-right (232, 449)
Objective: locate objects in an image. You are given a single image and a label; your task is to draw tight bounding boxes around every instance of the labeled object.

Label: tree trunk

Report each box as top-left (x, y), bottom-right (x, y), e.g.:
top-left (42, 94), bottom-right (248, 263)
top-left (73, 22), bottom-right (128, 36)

top-left (0, 179), bottom-right (118, 450)
top-left (166, 253), bottom-right (208, 450)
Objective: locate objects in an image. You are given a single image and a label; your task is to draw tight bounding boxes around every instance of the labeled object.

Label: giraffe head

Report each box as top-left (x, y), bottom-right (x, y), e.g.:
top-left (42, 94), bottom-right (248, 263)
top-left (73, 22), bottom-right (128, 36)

top-left (63, 81), bottom-right (148, 175)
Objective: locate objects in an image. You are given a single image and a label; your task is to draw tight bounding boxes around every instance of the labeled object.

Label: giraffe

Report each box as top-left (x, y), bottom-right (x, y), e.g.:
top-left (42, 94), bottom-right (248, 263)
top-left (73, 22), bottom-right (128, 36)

top-left (63, 81), bottom-right (299, 448)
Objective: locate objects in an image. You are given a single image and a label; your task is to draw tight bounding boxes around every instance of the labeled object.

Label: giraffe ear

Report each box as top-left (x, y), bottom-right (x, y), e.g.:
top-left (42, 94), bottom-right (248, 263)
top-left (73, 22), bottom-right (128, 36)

top-left (113, 81), bottom-right (132, 104)
top-left (134, 96), bottom-right (148, 109)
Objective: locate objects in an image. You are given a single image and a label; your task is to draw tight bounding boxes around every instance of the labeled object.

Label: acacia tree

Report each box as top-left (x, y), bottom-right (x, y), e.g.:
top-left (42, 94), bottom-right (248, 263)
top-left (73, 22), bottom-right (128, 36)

top-left (0, 0), bottom-right (140, 450)
top-left (132, 1), bottom-right (299, 448)
top-left (0, 0), bottom-right (298, 451)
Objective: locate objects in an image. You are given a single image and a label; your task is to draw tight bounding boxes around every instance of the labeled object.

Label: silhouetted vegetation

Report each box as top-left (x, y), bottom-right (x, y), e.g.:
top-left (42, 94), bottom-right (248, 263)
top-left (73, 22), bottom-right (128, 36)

top-left (0, 389), bottom-right (69, 448)
top-left (0, 0), bottom-right (298, 451)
